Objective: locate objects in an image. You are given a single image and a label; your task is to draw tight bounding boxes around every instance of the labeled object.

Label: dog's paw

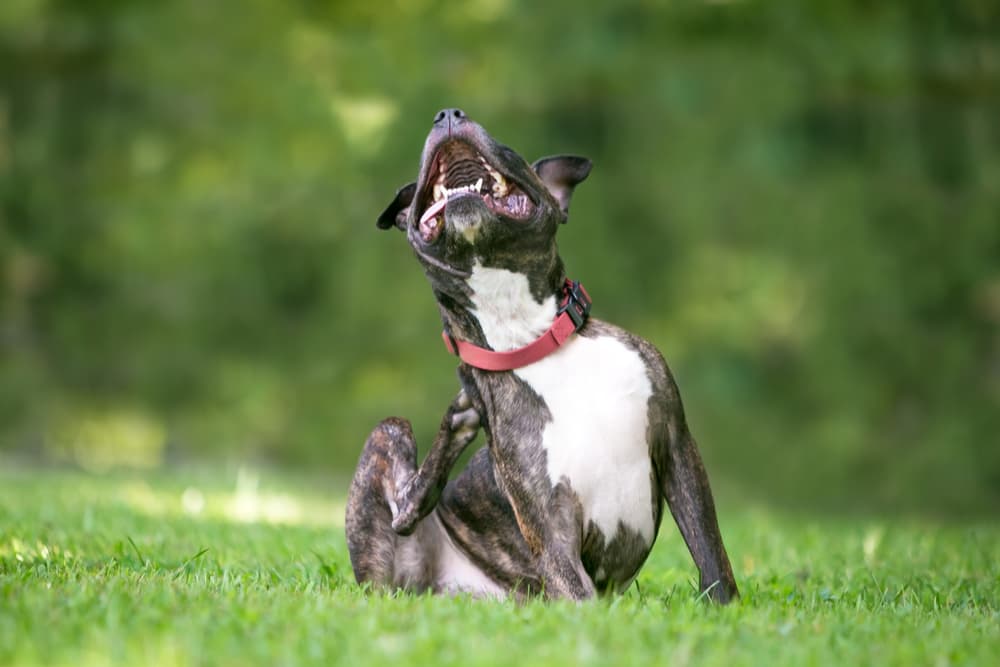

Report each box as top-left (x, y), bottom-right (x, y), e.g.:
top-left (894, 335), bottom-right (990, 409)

top-left (450, 406), bottom-right (480, 437)
top-left (453, 388), bottom-right (472, 412)
top-left (391, 505), bottom-right (419, 536)
top-left (390, 477), bottom-right (420, 536)
top-left (390, 475), bottom-right (440, 536)
top-left (391, 494), bottom-right (436, 536)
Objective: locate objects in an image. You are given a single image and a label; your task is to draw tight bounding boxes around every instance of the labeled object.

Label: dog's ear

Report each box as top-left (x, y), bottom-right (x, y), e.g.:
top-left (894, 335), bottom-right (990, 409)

top-left (376, 182), bottom-right (417, 231)
top-left (531, 156), bottom-right (592, 220)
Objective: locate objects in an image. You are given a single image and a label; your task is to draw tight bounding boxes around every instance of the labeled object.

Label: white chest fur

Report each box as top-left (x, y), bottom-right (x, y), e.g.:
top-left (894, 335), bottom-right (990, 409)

top-left (467, 265), bottom-right (656, 544)
top-left (467, 264), bottom-right (557, 350)
top-left (516, 336), bottom-right (655, 543)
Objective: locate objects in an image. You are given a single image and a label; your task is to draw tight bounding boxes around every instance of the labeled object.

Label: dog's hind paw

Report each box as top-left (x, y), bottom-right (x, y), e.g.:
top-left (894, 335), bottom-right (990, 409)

top-left (450, 407), bottom-right (480, 435)
top-left (390, 474), bottom-right (438, 536)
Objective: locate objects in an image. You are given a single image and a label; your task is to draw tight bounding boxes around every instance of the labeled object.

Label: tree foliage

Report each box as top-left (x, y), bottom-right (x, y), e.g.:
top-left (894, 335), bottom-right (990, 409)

top-left (1, 0), bottom-right (998, 513)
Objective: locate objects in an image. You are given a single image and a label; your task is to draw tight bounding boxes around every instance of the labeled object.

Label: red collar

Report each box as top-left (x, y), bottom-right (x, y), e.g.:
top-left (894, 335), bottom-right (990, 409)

top-left (442, 279), bottom-right (591, 371)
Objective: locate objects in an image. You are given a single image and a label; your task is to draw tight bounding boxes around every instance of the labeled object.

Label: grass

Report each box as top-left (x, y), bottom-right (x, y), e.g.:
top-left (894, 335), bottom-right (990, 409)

top-left (0, 465), bottom-right (997, 667)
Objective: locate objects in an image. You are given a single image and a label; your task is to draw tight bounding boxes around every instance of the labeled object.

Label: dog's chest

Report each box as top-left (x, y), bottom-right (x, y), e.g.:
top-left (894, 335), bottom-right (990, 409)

top-left (515, 336), bottom-right (656, 543)
top-left (467, 265), bottom-right (656, 544)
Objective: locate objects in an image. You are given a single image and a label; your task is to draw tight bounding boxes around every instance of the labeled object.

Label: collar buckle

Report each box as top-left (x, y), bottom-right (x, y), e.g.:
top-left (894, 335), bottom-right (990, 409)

top-left (558, 280), bottom-right (591, 330)
top-left (442, 278), bottom-right (592, 371)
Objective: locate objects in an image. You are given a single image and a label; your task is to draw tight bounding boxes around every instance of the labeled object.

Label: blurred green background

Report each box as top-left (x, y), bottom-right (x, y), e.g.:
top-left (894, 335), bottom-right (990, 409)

top-left (1, 0), bottom-right (998, 515)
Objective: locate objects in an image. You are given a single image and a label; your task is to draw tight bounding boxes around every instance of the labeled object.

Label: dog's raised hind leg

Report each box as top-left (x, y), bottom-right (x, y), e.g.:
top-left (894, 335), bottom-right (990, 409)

top-left (344, 417), bottom-right (420, 587)
top-left (345, 391), bottom-right (480, 589)
top-left (390, 389), bottom-right (480, 535)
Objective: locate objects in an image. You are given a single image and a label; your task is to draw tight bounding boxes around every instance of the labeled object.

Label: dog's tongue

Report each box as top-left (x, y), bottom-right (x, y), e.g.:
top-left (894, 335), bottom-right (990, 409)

top-left (419, 198), bottom-right (447, 228)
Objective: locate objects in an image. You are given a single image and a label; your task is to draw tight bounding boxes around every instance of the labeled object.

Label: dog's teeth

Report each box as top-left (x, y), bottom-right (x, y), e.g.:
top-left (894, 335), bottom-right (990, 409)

top-left (494, 173), bottom-right (509, 197)
top-left (486, 166), bottom-right (508, 197)
top-left (439, 182), bottom-right (485, 200)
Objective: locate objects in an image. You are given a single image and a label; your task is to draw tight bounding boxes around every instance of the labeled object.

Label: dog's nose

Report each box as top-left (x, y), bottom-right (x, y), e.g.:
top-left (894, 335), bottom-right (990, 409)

top-left (433, 108), bottom-right (467, 130)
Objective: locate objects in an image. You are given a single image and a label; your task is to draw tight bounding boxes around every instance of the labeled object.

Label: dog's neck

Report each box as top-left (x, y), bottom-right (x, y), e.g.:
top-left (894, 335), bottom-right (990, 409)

top-left (466, 263), bottom-right (558, 352)
top-left (436, 260), bottom-right (566, 353)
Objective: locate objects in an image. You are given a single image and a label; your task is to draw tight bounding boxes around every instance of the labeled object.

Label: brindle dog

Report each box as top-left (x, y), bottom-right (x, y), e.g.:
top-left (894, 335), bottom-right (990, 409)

top-left (345, 108), bottom-right (738, 602)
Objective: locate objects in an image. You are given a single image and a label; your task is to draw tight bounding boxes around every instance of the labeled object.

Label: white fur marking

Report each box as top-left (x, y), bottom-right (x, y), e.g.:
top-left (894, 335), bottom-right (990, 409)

top-left (517, 335), bottom-right (656, 543)
top-left (433, 514), bottom-right (506, 598)
top-left (467, 264), bottom-right (557, 351)
top-left (465, 265), bottom-right (656, 544)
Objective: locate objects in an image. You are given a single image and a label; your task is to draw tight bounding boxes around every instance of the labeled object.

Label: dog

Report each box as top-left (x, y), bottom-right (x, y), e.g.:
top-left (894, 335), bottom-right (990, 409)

top-left (345, 108), bottom-right (738, 602)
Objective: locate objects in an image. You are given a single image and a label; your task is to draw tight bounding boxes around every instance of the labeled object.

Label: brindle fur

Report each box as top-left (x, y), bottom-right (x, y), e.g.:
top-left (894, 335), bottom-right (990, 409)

top-left (346, 109), bottom-right (738, 602)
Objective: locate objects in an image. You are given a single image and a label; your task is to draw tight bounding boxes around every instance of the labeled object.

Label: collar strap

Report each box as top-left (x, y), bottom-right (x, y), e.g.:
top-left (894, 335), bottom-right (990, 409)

top-left (442, 279), bottom-right (591, 371)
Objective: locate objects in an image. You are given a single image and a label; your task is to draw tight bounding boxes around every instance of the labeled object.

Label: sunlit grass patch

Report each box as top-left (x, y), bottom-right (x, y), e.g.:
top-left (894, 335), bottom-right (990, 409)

top-left (1, 467), bottom-right (997, 667)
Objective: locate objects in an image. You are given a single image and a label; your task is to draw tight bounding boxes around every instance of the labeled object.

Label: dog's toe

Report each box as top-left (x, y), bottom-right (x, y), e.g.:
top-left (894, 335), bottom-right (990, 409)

top-left (451, 407), bottom-right (480, 432)
top-left (454, 389), bottom-right (472, 411)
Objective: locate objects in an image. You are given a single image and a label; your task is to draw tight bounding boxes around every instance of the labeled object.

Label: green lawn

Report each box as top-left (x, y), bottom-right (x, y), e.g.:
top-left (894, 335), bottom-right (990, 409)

top-left (1, 466), bottom-right (997, 667)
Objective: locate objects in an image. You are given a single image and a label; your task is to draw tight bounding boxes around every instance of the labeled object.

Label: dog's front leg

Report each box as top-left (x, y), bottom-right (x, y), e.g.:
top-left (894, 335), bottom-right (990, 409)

top-left (537, 482), bottom-right (597, 601)
top-left (390, 389), bottom-right (481, 535)
top-left (658, 424), bottom-right (739, 603)
top-left (492, 466), bottom-right (595, 601)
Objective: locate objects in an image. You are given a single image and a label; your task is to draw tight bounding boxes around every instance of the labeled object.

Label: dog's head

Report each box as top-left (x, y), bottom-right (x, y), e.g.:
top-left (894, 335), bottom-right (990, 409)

top-left (377, 109), bottom-right (590, 293)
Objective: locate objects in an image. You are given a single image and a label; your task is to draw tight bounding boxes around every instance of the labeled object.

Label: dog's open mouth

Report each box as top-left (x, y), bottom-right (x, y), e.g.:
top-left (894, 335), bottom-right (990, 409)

top-left (418, 142), bottom-right (534, 243)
